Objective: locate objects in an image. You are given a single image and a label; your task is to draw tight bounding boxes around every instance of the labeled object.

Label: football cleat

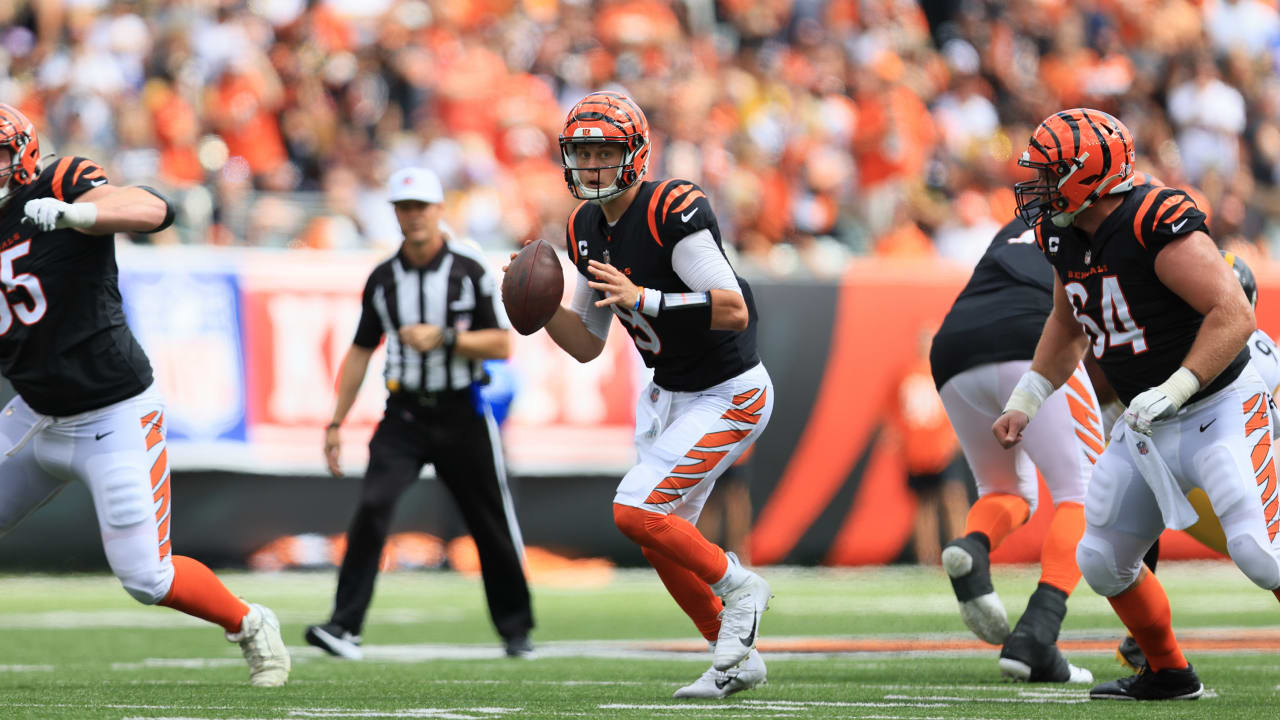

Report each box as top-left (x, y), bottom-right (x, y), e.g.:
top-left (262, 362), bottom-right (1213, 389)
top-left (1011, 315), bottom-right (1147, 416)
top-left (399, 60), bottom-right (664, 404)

top-left (1089, 663), bottom-right (1204, 701)
top-left (305, 622), bottom-right (364, 660)
top-left (999, 632), bottom-right (1093, 683)
top-left (1116, 635), bottom-right (1146, 672)
top-left (713, 554), bottom-right (772, 671)
top-left (504, 634), bottom-right (536, 660)
top-left (227, 603), bottom-right (291, 687)
top-left (674, 648), bottom-right (767, 699)
top-left (942, 535), bottom-right (1009, 644)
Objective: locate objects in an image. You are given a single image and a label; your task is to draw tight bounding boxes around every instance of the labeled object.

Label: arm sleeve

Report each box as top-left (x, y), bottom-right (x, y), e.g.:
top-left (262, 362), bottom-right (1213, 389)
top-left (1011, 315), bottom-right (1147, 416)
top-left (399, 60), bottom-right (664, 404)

top-left (670, 229), bottom-right (741, 293)
top-left (352, 275), bottom-right (385, 348)
top-left (570, 272), bottom-right (612, 340)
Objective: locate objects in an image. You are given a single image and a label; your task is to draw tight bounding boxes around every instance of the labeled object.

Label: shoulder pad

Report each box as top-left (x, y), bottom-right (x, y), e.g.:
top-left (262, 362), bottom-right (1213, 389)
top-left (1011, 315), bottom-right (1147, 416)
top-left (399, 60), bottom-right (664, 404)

top-left (32, 156), bottom-right (109, 202)
top-left (1131, 186), bottom-right (1206, 248)
top-left (646, 179), bottom-right (713, 247)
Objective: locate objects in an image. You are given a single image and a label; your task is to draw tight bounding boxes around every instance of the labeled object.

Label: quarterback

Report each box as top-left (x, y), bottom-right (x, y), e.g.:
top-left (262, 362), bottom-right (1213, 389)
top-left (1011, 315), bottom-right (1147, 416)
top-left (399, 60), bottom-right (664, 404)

top-left (520, 91), bottom-right (774, 698)
top-left (0, 104), bottom-right (289, 686)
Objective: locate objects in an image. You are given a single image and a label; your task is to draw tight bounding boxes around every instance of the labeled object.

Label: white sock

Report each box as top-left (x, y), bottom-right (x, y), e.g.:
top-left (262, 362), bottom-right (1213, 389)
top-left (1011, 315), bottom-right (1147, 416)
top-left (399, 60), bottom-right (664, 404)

top-left (710, 553), bottom-right (752, 595)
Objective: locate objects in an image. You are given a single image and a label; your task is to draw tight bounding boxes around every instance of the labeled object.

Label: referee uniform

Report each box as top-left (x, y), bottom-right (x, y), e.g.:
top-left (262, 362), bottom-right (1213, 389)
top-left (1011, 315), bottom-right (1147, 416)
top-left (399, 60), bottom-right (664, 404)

top-left (307, 167), bottom-right (534, 659)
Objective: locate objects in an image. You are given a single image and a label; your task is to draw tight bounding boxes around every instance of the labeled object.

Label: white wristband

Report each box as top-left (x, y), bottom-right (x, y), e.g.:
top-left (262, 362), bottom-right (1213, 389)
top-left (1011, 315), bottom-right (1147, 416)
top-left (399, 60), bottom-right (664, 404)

top-left (1155, 366), bottom-right (1201, 410)
top-left (1003, 370), bottom-right (1055, 421)
top-left (64, 202), bottom-right (98, 229)
top-left (639, 287), bottom-right (662, 317)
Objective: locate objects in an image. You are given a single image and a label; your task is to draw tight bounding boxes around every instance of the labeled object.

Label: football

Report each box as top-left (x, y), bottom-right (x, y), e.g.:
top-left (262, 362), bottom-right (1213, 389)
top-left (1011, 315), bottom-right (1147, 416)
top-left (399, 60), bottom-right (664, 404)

top-left (501, 238), bottom-right (563, 335)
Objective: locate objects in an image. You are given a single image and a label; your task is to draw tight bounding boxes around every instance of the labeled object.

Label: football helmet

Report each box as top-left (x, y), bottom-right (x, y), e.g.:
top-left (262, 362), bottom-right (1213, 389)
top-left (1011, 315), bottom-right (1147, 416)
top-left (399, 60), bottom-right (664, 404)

top-left (1016, 108), bottom-right (1135, 228)
top-left (559, 91), bottom-right (650, 203)
top-left (0, 103), bottom-right (39, 205)
top-left (1222, 250), bottom-right (1258, 309)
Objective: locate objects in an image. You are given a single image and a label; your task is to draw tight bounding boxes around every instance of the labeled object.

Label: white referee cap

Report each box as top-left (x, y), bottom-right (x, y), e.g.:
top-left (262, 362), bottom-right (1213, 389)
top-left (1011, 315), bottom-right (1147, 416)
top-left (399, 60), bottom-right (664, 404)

top-left (387, 167), bottom-right (444, 204)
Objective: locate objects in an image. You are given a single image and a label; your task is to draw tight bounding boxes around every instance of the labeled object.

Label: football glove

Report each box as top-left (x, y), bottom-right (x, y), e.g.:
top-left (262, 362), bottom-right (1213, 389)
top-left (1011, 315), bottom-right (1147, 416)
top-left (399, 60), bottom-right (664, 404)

top-left (23, 198), bottom-right (97, 231)
top-left (1123, 367), bottom-right (1200, 436)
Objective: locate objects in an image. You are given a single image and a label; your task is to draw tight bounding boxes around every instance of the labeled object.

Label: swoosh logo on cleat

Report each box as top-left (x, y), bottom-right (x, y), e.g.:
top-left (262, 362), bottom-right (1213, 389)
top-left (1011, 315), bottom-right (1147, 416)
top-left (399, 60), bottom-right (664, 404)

top-left (739, 611), bottom-right (757, 647)
top-left (714, 675), bottom-right (734, 690)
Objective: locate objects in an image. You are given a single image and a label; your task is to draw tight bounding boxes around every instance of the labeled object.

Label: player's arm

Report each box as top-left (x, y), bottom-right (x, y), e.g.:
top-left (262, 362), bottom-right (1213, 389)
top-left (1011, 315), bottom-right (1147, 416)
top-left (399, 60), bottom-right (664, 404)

top-left (993, 274), bottom-right (1090, 447)
top-left (1155, 229), bottom-right (1254, 386)
top-left (25, 180), bottom-right (174, 235)
top-left (546, 272), bottom-right (609, 363)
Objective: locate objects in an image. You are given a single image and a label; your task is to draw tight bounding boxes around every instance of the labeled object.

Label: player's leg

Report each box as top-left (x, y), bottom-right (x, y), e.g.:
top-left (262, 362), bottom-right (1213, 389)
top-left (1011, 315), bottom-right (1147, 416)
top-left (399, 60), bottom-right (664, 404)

top-left (614, 364), bottom-right (774, 679)
top-left (431, 404), bottom-right (534, 656)
top-left (937, 363), bottom-right (1036, 644)
top-left (0, 395), bottom-right (73, 540)
top-left (1076, 436), bottom-right (1202, 700)
top-left (1005, 363), bottom-right (1098, 682)
top-left (59, 390), bottom-right (288, 686)
top-left (315, 411), bottom-right (425, 656)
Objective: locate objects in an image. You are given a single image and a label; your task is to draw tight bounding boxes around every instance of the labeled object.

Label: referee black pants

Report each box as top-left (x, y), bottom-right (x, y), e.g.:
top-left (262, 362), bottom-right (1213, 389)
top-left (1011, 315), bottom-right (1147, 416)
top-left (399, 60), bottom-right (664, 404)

top-left (330, 393), bottom-right (533, 641)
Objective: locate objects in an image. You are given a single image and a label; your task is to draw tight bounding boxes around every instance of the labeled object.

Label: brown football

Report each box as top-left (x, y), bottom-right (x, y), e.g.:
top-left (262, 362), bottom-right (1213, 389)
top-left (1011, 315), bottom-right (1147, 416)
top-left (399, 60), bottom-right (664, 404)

top-left (501, 238), bottom-right (564, 335)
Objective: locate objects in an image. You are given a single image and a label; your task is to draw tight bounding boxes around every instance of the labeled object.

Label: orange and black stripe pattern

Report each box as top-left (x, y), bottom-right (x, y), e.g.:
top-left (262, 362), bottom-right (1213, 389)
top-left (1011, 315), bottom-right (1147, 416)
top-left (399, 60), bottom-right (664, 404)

top-left (1242, 392), bottom-right (1280, 541)
top-left (645, 180), bottom-right (707, 246)
top-left (642, 388), bottom-right (767, 508)
top-left (43, 157), bottom-right (107, 202)
top-left (141, 411), bottom-right (172, 559)
top-left (1017, 108), bottom-right (1135, 225)
top-left (1130, 186), bottom-right (1203, 248)
top-left (1063, 365), bottom-right (1104, 465)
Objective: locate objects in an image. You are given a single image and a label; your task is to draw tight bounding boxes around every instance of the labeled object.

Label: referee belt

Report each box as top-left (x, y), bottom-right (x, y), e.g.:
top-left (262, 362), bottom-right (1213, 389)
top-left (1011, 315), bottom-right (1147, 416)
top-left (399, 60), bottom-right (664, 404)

top-left (389, 388), bottom-right (472, 409)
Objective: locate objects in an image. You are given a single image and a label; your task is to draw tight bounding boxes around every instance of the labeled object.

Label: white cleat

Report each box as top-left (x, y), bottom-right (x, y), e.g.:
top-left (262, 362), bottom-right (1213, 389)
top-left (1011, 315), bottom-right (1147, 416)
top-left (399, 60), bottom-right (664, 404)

top-left (942, 538), bottom-right (1010, 645)
top-left (227, 603), bottom-right (291, 687)
top-left (713, 554), bottom-right (772, 671)
top-left (674, 649), bottom-right (767, 699)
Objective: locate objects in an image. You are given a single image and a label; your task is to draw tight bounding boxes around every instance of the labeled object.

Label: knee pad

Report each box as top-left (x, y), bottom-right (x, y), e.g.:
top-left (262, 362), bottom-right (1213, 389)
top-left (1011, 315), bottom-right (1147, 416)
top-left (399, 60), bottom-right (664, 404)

top-left (1076, 534), bottom-right (1140, 597)
top-left (1227, 533), bottom-right (1280, 590)
top-left (101, 465), bottom-right (152, 528)
top-left (119, 564), bottom-right (174, 605)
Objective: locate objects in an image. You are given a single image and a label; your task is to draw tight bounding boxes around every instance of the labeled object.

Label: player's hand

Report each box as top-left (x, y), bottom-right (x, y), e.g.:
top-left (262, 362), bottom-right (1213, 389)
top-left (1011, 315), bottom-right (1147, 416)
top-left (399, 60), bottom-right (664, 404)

top-left (399, 323), bottom-right (443, 352)
top-left (586, 259), bottom-right (638, 309)
top-left (501, 252), bottom-right (518, 274)
top-left (23, 198), bottom-right (97, 231)
top-left (324, 426), bottom-right (342, 477)
top-left (992, 410), bottom-right (1029, 448)
top-left (1124, 387), bottom-right (1178, 436)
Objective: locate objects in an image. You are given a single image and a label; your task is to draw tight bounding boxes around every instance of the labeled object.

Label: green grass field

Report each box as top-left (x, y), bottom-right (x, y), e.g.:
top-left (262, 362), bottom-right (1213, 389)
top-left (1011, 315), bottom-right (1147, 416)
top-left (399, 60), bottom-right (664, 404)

top-left (2, 561), bottom-right (1278, 719)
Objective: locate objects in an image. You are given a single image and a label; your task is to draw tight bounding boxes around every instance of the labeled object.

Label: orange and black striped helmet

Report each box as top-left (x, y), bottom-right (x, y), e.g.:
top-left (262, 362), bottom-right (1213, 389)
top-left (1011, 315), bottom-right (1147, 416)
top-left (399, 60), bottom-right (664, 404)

top-left (1015, 108), bottom-right (1135, 228)
top-left (559, 91), bottom-right (650, 203)
top-left (0, 103), bottom-right (39, 202)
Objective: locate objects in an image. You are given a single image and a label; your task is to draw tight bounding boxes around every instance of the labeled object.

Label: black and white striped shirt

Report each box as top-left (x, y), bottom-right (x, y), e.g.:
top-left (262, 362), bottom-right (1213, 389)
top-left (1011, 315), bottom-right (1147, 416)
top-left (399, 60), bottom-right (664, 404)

top-left (353, 240), bottom-right (509, 392)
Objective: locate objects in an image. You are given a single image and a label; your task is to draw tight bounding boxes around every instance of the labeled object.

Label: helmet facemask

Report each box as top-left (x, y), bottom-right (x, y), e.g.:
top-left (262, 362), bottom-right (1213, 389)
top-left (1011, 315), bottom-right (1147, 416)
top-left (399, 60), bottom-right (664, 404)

top-left (561, 138), bottom-right (637, 203)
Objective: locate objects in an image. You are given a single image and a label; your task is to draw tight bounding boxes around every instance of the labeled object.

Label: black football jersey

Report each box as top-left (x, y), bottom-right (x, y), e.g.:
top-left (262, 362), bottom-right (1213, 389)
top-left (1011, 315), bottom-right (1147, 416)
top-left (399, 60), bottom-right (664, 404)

top-left (0, 156), bottom-right (153, 415)
top-left (1038, 183), bottom-right (1247, 405)
top-left (931, 217), bottom-right (1054, 389)
top-left (565, 179), bottom-right (760, 392)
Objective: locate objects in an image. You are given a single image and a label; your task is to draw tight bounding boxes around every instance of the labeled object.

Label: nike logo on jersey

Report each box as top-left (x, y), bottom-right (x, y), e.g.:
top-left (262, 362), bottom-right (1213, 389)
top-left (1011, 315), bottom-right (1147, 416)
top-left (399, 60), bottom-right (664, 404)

top-left (739, 611), bottom-right (757, 647)
top-left (95, 431), bottom-right (113, 441)
top-left (1171, 219), bottom-right (1188, 233)
top-left (1199, 419), bottom-right (1216, 432)
top-left (90, 178), bottom-right (107, 187)
top-left (681, 207), bottom-right (699, 223)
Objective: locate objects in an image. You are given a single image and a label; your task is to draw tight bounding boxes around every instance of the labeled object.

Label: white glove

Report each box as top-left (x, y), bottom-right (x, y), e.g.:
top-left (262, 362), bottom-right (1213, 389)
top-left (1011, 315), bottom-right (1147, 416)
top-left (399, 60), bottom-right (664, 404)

top-left (23, 198), bottom-right (97, 231)
top-left (1123, 367), bottom-right (1200, 436)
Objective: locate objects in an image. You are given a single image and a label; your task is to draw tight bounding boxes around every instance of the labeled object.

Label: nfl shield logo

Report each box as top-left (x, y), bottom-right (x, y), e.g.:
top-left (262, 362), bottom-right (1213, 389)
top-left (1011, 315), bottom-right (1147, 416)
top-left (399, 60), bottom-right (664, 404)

top-left (1084, 250), bottom-right (1092, 265)
top-left (1136, 440), bottom-right (1148, 455)
top-left (649, 387), bottom-right (659, 403)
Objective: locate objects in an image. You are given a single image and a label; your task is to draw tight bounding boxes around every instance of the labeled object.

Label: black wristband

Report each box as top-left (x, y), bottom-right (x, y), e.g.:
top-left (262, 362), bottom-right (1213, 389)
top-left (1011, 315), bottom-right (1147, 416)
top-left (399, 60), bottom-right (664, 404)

top-left (441, 327), bottom-right (458, 351)
top-left (326, 422), bottom-right (341, 430)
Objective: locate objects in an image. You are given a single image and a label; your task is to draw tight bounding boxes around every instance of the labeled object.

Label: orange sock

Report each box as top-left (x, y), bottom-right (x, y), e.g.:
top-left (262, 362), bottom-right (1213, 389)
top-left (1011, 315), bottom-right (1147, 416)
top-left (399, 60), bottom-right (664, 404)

top-left (1039, 502), bottom-right (1085, 594)
top-left (1108, 569), bottom-right (1187, 671)
top-left (159, 555), bottom-right (250, 633)
top-left (643, 547), bottom-right (723, 641)
top-left (963, 493), bottom-right (1031, 551)
top-left (614, 504), bottom-right (729, 584)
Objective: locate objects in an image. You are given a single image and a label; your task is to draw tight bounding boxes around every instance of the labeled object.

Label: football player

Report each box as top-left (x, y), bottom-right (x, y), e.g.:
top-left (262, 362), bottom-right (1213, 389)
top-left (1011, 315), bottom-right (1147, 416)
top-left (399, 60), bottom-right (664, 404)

top-left (996, 108), bottom-right (1280, 700)
top-left (521, 91), bottom-right (773, 698)
top-left (0, 104), bottom-right (289, 686)
top-left (931, 213), bottom-right (1098, 684)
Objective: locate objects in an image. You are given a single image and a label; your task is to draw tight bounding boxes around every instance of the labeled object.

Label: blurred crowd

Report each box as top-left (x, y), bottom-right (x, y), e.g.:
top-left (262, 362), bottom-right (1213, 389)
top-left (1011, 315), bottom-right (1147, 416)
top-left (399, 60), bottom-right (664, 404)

top-left (5, 0), bottom-right (1280, 276)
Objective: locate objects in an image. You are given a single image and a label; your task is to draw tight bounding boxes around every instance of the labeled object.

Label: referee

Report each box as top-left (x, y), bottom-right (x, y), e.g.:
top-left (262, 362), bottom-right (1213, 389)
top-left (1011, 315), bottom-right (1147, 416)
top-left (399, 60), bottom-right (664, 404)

top-left (305, 167), bottom-right (534, 660)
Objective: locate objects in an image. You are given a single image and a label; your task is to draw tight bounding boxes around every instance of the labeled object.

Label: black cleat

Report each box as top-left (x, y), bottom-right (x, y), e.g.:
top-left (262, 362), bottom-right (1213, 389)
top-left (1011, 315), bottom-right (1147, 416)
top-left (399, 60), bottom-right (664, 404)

top-left (504, 634), bottom-right (536, 659)
top-left (999, 631), bottom-right (1093, 683)
top-left (941, 533), bottom-right (1009, 644)
top-left (1116, 635), bottom-right (1146, 671)
top-left (1089, 663), bottom-right (1204, 701)
top-left (305, 622), bottom-right (363, 660)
